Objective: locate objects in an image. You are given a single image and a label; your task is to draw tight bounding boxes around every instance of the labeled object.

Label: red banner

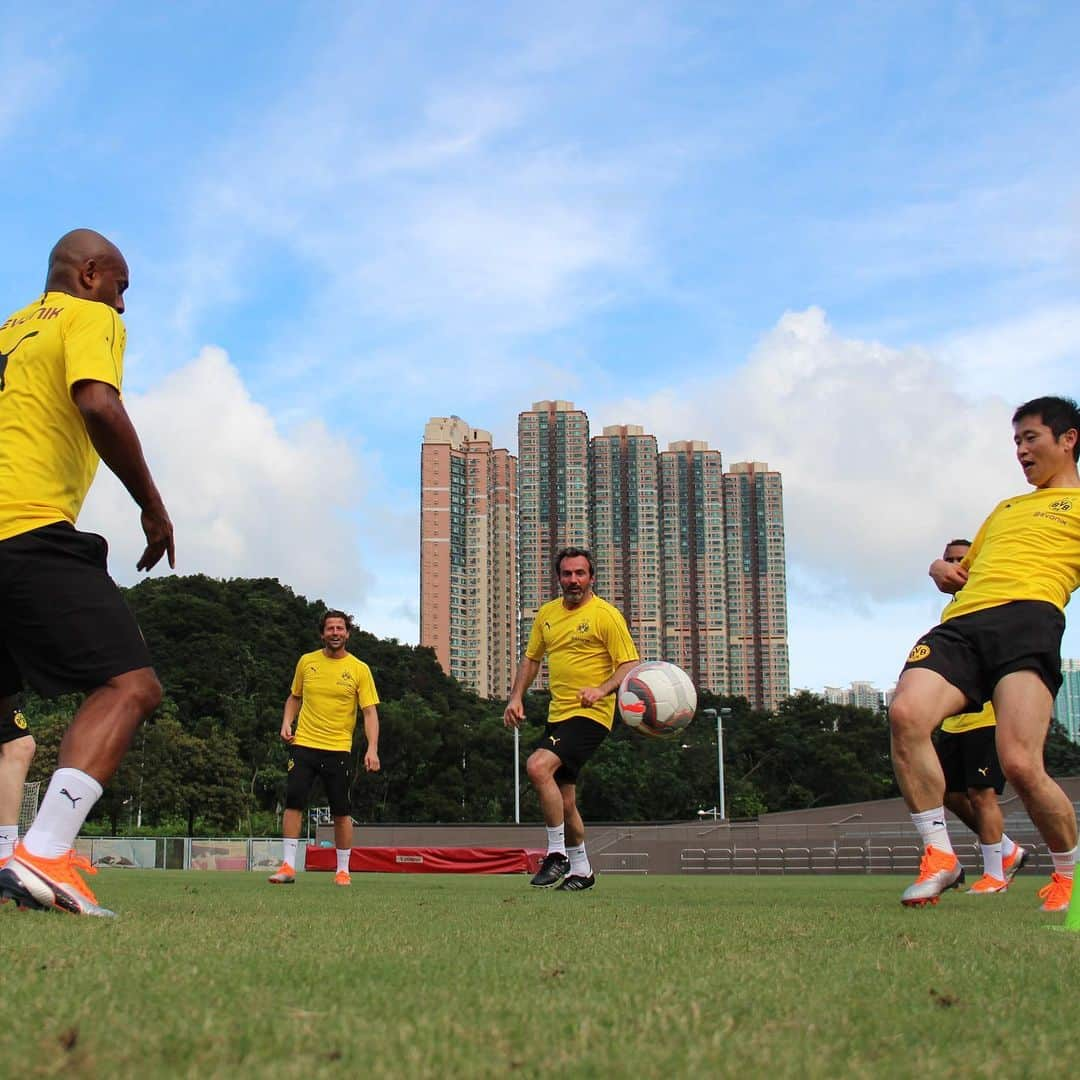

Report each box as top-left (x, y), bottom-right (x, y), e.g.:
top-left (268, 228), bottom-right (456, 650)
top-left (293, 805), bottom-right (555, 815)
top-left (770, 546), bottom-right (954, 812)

top-left (305, 846), bottom-right (545, 874)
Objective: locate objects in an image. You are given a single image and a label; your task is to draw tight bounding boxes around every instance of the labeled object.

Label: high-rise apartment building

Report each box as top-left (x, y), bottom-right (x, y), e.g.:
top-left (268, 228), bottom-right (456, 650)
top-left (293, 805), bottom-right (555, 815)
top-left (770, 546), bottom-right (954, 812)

top-left (419, 417), bottom-right (517, 699)
top-left (658, 441), bottom-right (728, 693)
top-left (517, 401), bottom-right (591, 660)
top-left (724, 461), bottom-right (790, 711)
top-left (1055, 659), bottom-right (1080, 743)
top-left (824, 681), bottom-right (886, 712)
top-left (591, 425), bottom-right (662, 661)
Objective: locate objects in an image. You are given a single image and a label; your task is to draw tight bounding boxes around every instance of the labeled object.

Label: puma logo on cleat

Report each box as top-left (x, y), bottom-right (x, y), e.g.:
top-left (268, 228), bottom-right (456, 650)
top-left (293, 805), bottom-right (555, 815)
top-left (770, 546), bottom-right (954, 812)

top-left (59, 788), bottom-right (82, 808)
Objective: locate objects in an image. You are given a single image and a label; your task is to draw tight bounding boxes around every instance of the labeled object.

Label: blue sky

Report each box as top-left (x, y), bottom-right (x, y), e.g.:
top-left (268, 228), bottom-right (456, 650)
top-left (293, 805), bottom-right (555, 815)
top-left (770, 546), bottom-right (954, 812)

top-left (4, 3), bottom-right (1079, 692)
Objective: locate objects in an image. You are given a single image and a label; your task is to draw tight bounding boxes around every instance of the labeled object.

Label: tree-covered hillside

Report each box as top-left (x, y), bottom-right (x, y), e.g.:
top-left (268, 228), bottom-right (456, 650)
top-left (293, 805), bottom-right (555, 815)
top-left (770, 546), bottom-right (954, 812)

top-left (21, 575), bottom-right (1080, 834)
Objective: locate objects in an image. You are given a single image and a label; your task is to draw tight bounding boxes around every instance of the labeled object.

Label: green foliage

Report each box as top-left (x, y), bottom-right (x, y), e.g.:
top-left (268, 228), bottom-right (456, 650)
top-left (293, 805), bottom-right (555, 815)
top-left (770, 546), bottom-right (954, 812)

top-left (30, 575), bottom-right (1080, 829)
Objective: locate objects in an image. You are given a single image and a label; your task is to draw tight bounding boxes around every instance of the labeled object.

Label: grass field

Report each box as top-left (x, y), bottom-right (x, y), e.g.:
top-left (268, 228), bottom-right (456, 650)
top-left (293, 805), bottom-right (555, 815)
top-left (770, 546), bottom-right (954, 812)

top-left (1, 869), bottom-right (1077, 1078)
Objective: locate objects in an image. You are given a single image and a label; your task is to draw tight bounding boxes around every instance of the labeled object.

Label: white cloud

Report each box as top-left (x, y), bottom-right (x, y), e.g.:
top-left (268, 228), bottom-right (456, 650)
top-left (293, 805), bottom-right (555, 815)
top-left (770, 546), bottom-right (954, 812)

top-left (79, 347), bottom-right (374, 606)
top-left (598, 307), bottom-right (1022, 602)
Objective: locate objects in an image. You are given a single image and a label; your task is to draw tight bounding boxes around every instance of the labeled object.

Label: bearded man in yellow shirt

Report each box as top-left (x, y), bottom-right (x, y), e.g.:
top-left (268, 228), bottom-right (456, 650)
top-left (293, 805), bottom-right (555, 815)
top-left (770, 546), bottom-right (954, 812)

top-left (269, 611), bottom-right (380, 887)
top-left (504, 547), bottom-right (639, 891)
top-left (892, 397), bottom-right (1080, 913)
top-left (0, 230), bottom-right (174, 918)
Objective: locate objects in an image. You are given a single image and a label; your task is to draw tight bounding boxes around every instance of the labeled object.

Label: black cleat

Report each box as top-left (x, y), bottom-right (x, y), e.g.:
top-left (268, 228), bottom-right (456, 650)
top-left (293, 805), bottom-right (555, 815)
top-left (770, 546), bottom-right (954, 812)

top-left (530, 852), bottom-right (571, 888)
top-left (557, 873), bottom-right (596, 891)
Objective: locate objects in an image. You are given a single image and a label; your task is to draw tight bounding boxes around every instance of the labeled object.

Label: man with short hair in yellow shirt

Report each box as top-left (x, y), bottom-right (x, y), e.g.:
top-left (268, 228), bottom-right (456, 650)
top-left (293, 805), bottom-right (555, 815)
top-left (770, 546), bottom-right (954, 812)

top-left (269, 611), bottom-right (380, 887)
top-left (504, 547), bottom-right (639, 890)
top-left (0, 230), bottom-right (174, 918)
top-left (892, 396), bottom-right (1080, 912)
top-left (934, 540), bottom-right (1027, 895)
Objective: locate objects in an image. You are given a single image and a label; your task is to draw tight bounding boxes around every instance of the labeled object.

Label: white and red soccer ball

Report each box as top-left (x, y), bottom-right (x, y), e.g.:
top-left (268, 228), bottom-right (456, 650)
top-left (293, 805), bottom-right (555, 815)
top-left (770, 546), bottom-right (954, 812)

top-left (617, 661), bottom-right (697, 739)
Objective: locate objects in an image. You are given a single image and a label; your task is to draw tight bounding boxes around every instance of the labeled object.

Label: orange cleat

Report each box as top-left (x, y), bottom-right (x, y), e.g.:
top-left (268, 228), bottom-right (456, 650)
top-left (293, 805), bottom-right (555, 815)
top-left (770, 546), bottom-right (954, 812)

top-left (334, 870), bottom-right (351, 886)
top-left (1037, 873), bottom-right (1073, 913)
top-left (0, 843), bottom-right (114, 916)
top-left (901, 846), bottom-right (963, 907)
top-left (967, 873), bottom-right (1008, 895)
top-left (1002, 844), bottom-right (1029, 882)
top-left (268, 862), bottom-right (295, 884)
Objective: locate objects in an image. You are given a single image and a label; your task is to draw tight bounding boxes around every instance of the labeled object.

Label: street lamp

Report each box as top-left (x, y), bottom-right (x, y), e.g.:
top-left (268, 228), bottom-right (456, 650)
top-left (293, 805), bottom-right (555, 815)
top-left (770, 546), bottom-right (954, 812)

top-left (702, 707), bottom-right (731, 821)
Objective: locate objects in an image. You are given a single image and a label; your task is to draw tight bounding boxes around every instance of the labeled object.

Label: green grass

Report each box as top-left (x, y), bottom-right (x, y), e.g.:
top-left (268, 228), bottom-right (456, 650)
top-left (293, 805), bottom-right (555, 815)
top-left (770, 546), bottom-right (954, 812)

top-left (1, 871), bottom-right (1077, 1078)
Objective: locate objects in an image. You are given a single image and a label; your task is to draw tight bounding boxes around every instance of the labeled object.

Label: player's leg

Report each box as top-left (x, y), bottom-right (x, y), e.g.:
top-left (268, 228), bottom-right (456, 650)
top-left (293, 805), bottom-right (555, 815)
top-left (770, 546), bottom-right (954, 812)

top-left (526, 744), bottom-right (570, 887)
top-left (938, 734), bottom-right (979, 834)
top-left (272, 746), bottom-right (317, 883)
top-left (0, 692), bottom-right (34, 864)
top-left (890, 667), bottom-right (969, 905)
top-left (994, 671), bottom-right (1076, 911)
top-left (966, 787), bottom-right (1007, 893)
top-left (558, 781), bottom-right (595, 891)
top-left (0, 526), bottom-right (160, 916)
top-left (325, 753), bottom-right (353, 885)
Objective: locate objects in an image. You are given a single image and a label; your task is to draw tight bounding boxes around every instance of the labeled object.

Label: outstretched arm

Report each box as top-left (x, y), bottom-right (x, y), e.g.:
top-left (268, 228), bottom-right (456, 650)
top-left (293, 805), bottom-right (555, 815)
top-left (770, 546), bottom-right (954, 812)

top-left (503, 657), bottom-right (541, 729)
top-left (73, 379), bottom-right (174, 571)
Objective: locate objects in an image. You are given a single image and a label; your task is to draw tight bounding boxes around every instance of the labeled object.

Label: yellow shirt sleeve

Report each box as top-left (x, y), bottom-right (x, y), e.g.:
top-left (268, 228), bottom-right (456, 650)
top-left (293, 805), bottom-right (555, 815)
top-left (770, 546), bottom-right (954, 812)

top-left (63, 302), bottom-right (124, 392)
top-left (290, 657), bottom-right (305, 697)
top-left (355, 662), bottom-right (379, 709)
top-left (525, 614), bottom-right (546, 661)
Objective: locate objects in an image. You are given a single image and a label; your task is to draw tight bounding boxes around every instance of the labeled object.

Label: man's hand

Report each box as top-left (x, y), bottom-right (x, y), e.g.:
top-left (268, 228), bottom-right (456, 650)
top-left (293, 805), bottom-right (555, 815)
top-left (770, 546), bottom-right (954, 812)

top-left (137, 502), bottom-right (175, 571)
top-left (579, 686), bottom-right (607, 707)
top-left (503, 698), bottom-right (525, 729)
top-left (364, 748), bottom-right (380, 772)
top-left (930, 558), bottom-right (968, 594)
top-left (280, 720), bottom-right (295, 744)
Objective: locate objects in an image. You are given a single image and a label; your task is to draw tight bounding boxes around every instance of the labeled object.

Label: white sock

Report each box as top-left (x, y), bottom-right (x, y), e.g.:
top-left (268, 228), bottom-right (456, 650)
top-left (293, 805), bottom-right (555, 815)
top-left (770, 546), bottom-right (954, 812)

top-left (22, 769), bottom-right (103, 859)
top-left (566, 843), bottom-right (591, 877)
top-left (546, 824), bottom-right (566, 856)
top-left (980, 841), bottom-right (1004, 880)
top-left (910, 807), bottom-right (954, 855)
top-left (336, 848), bottom-right (350, 874)
top-left (1050, 846), bottom-right (1078, 879)
top-left (1001, 834), bottom-right (1017, 858)
top-left (282, 837), bottom-right (299, 869)
top-left (0, 824), bottom-right (17, 861)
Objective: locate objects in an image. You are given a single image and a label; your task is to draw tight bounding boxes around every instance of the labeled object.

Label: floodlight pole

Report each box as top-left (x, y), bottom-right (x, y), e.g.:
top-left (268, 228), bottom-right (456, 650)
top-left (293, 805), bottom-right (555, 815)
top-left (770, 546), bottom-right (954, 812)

top-left (704, 708), bottom-right (730, 822)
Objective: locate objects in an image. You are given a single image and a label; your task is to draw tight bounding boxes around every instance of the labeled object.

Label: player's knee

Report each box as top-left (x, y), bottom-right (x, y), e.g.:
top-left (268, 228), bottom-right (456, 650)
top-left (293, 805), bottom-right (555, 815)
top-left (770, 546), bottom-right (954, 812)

top-left (998, 750), bottom-right (1042, 793)
top-left (526, 753), bottom-right (555, 785)
top-left (2, 733), bottom-right (35, 767)
top-left (888, 695), bottom-right (924, 740)
top-left (115, 668), bottom-right (163, 715)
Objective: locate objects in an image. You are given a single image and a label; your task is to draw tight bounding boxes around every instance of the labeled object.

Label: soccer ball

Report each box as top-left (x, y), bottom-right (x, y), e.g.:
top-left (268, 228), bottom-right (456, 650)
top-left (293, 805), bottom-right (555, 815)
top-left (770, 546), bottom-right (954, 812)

top-left (618, 661), bottom-right (697, 739)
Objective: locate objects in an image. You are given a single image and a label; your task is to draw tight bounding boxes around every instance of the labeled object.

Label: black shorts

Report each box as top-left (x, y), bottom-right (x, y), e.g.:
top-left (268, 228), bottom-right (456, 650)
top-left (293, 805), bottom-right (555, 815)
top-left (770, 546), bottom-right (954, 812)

top-left (0, 706), bottom-right (31, 746)
top-left (0, 522), bottom-right (153, 699)
top-left (936, 726), bottom-right (1005, 795)
top-left (535, 716), bottom-right (609, 784)
top-left (285, 743), bottom-right (352, 817)
top-left (901, 600), bottom-right (1064, 707)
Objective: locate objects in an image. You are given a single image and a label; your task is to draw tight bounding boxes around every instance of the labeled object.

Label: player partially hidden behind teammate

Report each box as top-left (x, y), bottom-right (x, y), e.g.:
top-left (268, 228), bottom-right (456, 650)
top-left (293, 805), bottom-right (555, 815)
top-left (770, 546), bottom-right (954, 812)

top-left (0, 707), bottom-right (35, 867)
top-left (269, 611), bottom-right (380, 887)
top-left (0, 230), bottom-right (174, 917)
top-left (503, 547), bottom-right (639, 891)
top-left (891, 397), bottom-right (1080, 912)
top-left (935, 539), bottom-right (1028, 895)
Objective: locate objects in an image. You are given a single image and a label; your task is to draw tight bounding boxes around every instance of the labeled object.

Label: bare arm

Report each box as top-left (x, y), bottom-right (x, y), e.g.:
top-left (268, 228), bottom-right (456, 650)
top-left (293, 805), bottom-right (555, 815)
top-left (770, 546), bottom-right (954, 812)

top-left (361, 705), bottom-right (380, 772)
top-left (929, 558), bottom-right (968, 594)
top-left (73, 379), bottom-right (174, 571)
top-left (580, 659), bottom-right (639, 707)
top-left (503, 656), bottom-right (541, 729)
top-left (280, 694), bottom-right (301, 743)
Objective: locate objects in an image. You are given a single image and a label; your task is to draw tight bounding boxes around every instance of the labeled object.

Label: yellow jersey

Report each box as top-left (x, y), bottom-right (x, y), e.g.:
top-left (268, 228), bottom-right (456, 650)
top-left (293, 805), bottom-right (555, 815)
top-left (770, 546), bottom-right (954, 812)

top-left (0, 293), bottom-right (125, 542)
top-left (944, 488), bottom-right (1080, 622)
top-left (941, 701), bottom-right (995, 735)
top-left (526, 594), bottom-right (639, 729)
top-left (291, 650), bottom-right (379, 752)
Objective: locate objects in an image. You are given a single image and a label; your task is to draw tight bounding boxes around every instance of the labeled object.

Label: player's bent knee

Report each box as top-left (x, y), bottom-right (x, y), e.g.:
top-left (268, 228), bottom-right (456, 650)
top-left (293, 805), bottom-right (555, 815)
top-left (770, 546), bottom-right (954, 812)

top-left (111, 667), bottom-right (163, 714)
top-left (526, 753), bottom-right (558, 785)
top-left (4, 733), bottom-right (36, 766)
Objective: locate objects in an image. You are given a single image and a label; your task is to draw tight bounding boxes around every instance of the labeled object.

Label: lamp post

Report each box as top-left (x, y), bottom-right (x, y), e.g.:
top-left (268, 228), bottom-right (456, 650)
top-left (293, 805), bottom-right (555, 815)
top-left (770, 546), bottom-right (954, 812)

top-left (513, 726), bottom-right (521, 824)
top-left (703, 707), bottom-right (730, 821)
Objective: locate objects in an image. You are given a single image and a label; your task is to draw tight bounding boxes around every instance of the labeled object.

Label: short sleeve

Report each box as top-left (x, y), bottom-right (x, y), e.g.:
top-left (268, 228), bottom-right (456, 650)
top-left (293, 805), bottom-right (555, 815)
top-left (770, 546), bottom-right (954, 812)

top-left (63, 302), bottom-right (125, 393)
